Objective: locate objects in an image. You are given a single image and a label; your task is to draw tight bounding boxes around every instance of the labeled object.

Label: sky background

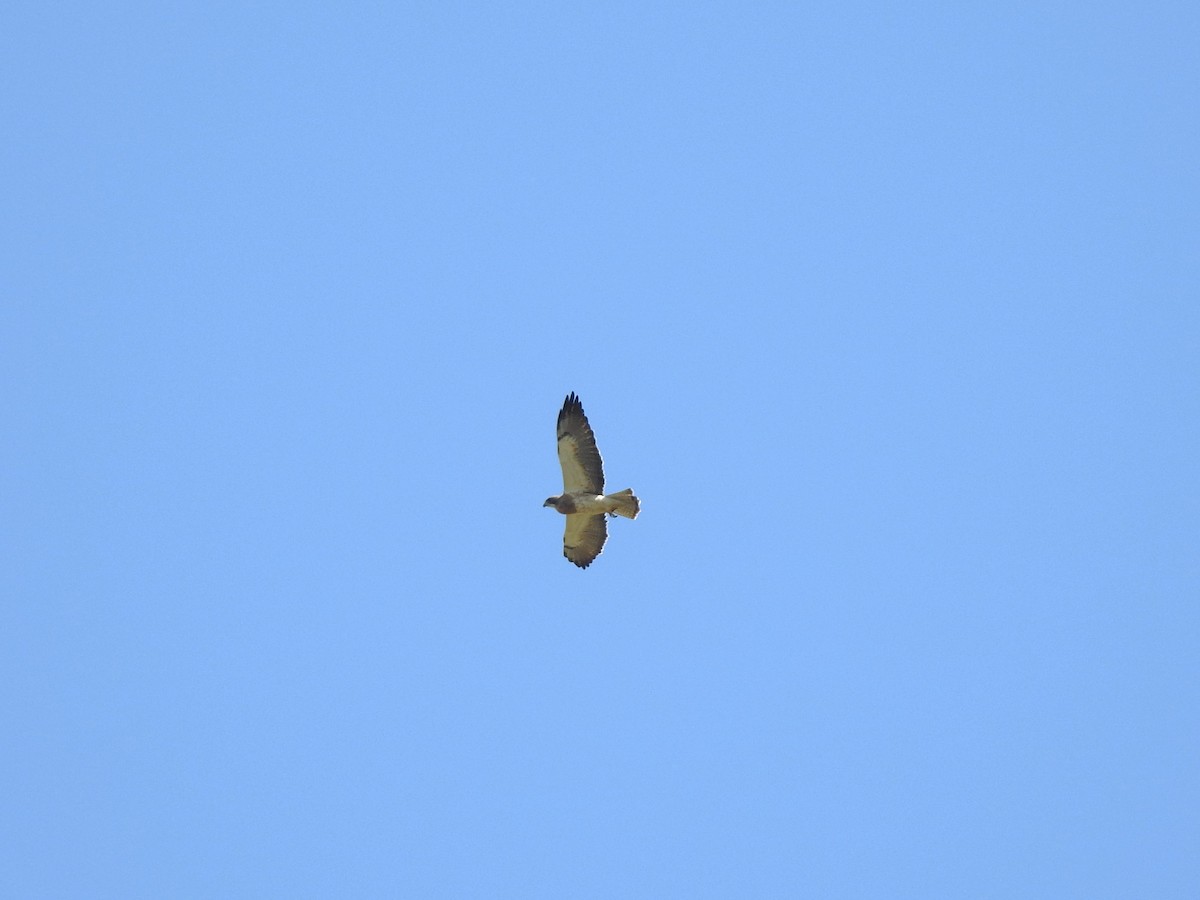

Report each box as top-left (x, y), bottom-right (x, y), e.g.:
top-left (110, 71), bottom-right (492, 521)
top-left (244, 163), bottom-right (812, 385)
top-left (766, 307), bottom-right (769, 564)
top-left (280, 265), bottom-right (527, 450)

top-left (3, 1), bottom-right (1198, 897)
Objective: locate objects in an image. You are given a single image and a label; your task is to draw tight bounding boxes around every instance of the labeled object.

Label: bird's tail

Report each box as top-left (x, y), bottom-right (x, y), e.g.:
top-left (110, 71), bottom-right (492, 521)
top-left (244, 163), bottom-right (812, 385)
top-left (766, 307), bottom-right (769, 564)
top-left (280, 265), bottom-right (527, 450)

top-left (606, 488), bottom-right (640, 519)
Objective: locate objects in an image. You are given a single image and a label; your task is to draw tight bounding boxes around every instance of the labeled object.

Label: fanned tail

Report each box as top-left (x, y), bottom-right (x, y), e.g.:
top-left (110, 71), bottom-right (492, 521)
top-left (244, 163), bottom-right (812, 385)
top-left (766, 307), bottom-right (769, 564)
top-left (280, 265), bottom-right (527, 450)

top-left (606, 488), bottom-right (640, 519)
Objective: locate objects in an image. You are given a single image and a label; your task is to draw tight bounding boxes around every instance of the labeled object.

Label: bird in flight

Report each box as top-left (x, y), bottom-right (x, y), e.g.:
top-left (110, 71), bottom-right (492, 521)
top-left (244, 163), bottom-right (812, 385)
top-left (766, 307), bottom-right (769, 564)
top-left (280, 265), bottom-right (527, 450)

top-left (544, 392), bottom-right (640, 568)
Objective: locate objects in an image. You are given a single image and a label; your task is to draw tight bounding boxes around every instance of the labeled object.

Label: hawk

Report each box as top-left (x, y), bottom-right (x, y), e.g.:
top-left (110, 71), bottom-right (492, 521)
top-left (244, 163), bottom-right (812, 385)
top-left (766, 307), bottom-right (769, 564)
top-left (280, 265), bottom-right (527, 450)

top-left (543, 392), bottom-right (640, 568)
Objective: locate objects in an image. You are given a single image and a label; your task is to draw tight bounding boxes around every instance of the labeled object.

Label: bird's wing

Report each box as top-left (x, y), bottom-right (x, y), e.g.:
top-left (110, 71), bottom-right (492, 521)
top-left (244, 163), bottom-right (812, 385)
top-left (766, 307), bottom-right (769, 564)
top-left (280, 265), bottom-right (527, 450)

top-left (556, 392), bottom-right (605, 494)
top-left (563, 514), bottom-right (607, 569)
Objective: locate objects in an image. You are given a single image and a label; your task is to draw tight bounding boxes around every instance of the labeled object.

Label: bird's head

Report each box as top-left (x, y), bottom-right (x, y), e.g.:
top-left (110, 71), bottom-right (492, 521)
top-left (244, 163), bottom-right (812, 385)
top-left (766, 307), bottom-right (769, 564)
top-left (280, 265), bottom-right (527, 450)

top-left (543, 496), bottom-right (559, 509)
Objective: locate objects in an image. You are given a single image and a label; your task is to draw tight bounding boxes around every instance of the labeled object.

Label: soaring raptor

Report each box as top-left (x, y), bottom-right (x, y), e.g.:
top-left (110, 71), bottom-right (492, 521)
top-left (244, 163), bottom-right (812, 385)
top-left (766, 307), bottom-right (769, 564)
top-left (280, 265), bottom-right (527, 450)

top-left (544, 393), bottom-right (640, 568)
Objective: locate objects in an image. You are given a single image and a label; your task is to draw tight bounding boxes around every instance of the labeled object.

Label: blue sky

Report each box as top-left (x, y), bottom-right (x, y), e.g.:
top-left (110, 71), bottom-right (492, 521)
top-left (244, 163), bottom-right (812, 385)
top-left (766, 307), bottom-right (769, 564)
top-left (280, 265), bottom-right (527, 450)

top-left (4, 1), bottom-right (1198, 896)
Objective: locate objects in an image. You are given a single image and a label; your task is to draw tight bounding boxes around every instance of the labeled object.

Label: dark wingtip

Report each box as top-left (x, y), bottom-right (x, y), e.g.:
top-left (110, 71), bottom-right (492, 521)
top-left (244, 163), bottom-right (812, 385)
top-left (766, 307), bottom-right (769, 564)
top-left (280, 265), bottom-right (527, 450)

top-left (564, 548), bottom-right (592, 569)
top-left (559, 391), bottom-right (584, 426)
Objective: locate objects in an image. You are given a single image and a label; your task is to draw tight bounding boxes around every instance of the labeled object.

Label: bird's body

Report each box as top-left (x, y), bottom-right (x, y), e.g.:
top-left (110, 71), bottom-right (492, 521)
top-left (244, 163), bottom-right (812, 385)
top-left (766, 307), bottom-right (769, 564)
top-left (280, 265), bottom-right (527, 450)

top-left (543, 393), bottom-right (639, 568)
top-left (545, 490), bottom-right (638, 517)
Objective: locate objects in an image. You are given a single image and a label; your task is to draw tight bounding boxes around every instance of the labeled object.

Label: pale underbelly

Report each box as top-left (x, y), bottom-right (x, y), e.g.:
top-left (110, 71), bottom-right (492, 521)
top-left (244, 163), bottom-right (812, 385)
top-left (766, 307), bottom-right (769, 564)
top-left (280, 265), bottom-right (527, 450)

top-left (565, 494), bottom-right (611, 515)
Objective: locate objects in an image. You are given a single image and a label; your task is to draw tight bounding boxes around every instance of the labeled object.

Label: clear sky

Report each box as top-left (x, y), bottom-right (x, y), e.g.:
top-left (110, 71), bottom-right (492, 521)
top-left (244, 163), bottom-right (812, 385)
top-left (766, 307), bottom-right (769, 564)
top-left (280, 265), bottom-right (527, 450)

top-left (4, 1), bottom-right (1198, 897)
